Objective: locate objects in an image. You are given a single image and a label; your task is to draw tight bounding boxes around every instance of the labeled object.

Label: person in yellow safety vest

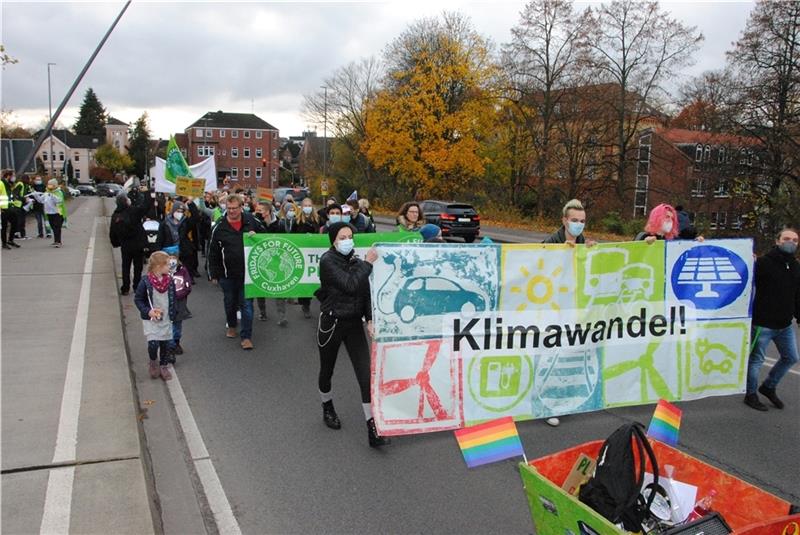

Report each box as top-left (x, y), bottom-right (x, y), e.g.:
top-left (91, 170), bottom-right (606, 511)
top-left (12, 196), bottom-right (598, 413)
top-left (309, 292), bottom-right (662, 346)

top-left (1, 170), bottom-right (21, 249)
top-left (12, 175), bottom-right (30, 239)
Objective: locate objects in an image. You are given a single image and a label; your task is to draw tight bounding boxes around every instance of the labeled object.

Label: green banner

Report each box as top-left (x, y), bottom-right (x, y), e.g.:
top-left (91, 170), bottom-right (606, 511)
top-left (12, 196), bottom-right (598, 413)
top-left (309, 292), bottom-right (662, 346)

top-left (244, 232), bottom-right (421, 298)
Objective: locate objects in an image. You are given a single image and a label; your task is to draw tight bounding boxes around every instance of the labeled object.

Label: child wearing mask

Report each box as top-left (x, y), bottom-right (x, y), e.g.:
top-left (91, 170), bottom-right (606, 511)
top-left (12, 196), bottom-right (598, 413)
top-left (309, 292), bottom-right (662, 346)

top-left (134, 251), bottom-right (176, 381)
top-left (167, 252), bottom-right (193, 356)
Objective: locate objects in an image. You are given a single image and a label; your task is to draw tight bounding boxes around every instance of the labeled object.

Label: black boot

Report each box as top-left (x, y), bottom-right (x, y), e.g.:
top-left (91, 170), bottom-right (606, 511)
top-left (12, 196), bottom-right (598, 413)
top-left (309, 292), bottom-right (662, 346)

top-left (759, 384), bottom-right (784, 409)
top-left (322, 400), bottom-right (341, 429)
top-left (367, 418), bottom-right (390, 448)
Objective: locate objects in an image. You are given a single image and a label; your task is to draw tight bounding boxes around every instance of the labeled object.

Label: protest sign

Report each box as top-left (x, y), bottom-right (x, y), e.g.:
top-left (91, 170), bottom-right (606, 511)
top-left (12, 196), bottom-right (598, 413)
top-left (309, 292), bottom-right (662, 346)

top-left (369, 239), bottom-right (754, 436)
top-left (175, 176), bottom-right (206, 197)
top-left (244, 232), bottom-right (421, 298)
top-left (257, 187), bottom-right (274, 203)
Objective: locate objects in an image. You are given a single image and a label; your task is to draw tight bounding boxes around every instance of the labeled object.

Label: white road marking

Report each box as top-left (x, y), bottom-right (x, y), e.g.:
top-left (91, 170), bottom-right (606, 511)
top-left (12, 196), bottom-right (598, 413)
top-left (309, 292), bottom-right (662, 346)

top-left (167, 371), bottom-right (241, 535)
top-left (40, 218), bottom-right (97, 534)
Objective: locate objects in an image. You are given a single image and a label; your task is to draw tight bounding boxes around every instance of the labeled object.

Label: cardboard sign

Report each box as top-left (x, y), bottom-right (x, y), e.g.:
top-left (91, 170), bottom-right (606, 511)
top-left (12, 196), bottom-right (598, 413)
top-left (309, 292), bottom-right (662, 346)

top-left (561, 454), bottom-right (596, 496)
top-left (175, 176), bottom-right (206, 197)
top-left (257, 187), bottom-right (274, 203)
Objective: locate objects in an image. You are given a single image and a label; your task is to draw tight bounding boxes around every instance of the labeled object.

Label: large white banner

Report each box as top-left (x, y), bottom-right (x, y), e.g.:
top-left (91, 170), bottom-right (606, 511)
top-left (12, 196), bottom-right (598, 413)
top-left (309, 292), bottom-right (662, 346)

top-left (151, 156), bottom-right (217, 194)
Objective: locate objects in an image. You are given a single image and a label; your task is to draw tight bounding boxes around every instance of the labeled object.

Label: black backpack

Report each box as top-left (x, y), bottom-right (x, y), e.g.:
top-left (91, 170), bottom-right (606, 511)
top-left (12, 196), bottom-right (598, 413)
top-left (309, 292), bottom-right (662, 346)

top-left (109, 211), bottom-right (132, 248)
top-left (578, 422), bottom-right (659, 531)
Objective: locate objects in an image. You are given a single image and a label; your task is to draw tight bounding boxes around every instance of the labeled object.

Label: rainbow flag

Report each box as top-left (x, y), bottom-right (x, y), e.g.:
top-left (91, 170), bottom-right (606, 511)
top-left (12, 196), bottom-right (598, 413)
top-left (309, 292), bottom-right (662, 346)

top-left (454, 416), bottom-right (525, 468)
top-left (647, 399), bottom-right (682, 445)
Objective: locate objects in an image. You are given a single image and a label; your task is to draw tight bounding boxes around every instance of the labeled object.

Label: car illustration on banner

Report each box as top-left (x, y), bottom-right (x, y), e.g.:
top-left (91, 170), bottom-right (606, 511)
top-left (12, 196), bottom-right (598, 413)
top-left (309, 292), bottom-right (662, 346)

top-left (394, 276), bottom-right (487, 323)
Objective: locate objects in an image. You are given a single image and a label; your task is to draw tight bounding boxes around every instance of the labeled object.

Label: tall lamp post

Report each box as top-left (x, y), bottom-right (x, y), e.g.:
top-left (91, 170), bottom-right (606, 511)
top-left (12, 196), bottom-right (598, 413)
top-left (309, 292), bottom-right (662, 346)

top-left (47, 63), bottom-right (56, 180)
top-left (321, 85), bottom-right (328, 180)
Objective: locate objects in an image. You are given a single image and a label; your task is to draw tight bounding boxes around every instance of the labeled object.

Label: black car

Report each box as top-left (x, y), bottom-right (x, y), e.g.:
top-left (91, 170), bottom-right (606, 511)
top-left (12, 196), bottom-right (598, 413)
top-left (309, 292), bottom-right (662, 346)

top-left (76, 184), bottom-right (97, 196)
top-left (420, 200), bottom-right (480, 242)
top-left (96, 183), bottom-right (123, 197)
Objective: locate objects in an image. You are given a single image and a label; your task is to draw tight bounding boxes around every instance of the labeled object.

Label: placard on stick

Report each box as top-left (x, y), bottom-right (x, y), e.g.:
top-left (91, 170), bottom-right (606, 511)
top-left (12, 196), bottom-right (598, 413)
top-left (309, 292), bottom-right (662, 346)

top-left (175, 176), bottom-right (206, 197)
top-left (257, 187), bottom-right (274, 203)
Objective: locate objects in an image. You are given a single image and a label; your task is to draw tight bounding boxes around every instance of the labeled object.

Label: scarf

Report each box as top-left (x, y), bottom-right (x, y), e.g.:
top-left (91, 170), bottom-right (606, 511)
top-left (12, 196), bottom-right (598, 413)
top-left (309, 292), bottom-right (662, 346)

top-left (148, 272), bottom-right (171, 293)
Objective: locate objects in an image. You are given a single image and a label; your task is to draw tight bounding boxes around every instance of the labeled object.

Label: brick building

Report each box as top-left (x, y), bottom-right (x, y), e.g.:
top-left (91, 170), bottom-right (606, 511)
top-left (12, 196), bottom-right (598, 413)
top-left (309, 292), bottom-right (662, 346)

top-left (184, 111), bottom-right (280, 189)
top-left (631, 127), bottom-right (764, 233)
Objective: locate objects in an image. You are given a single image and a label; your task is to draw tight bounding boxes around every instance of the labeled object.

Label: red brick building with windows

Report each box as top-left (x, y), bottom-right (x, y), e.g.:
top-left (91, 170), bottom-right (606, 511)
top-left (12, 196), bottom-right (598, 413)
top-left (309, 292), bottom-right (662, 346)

top-left (631, 127), bottom-right (764, 234)
top-left (183, 111), bottom-right (280, 189)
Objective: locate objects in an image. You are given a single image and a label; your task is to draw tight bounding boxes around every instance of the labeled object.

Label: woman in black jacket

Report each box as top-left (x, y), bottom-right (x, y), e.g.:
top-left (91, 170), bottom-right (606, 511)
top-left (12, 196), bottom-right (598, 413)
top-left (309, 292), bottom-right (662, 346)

top-left (315, 222), bottom-right (389, 448)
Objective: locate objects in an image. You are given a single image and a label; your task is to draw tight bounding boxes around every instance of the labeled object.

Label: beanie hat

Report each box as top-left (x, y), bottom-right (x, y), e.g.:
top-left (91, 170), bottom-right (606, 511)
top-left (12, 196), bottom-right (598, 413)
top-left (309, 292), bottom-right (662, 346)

top-left (115, 191), bottom-right (129, 210)
top-left (47, 178), bottom-right (59, 188)
top-left (420, 223), bottom-right (441, 242)
top-left (171, 201), bottom-right (185, 215)
top-left (327, 221), bottom-right (356, 244)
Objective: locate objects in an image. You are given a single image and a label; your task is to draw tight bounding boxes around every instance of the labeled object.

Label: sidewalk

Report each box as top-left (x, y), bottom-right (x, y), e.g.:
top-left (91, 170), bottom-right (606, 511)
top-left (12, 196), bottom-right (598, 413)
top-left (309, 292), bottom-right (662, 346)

top-left (1, 198), bottom-right (155, 534)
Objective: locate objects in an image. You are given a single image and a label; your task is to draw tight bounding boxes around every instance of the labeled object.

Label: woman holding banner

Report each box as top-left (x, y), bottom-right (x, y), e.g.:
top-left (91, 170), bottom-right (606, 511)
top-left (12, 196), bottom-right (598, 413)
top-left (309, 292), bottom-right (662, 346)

top-left (294, 198), bottom-right (322, 318)
top-left (315, 221), bottom-right (389, 448)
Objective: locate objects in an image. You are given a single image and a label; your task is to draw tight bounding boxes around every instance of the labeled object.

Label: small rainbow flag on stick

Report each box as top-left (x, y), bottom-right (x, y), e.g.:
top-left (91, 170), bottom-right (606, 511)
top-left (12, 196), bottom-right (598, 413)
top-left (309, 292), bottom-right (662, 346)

top-left (647, 399), bottom-right (682, 446)
top-left (454, 416), bottom-right (526, 468)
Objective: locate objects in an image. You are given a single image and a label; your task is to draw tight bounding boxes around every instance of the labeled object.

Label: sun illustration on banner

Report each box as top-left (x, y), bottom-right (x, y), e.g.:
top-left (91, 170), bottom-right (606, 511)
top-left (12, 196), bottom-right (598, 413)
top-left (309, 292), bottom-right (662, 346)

top-left (510, 258), bottom-right (570, 312)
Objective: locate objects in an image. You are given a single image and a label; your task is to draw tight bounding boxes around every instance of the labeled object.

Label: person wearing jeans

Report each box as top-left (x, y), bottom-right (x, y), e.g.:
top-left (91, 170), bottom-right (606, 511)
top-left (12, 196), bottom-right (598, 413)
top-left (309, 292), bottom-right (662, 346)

top-left (745, 228), bottom-right (800, 411)
top-left (207, 193), bottom-right (264, 351)
top-left (29, 179), bottom-right (64, 247)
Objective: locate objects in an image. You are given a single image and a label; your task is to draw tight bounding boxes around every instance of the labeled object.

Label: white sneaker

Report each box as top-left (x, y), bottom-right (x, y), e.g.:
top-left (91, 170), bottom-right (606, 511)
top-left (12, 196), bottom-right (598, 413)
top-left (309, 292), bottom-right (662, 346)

top-left (546, 417), bottom-right (560, 427)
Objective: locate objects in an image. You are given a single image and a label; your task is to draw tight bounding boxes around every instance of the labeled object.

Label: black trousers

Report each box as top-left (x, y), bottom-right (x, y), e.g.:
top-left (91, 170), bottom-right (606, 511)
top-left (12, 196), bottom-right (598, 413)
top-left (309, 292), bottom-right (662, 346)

top-left (16, 208), bottom-right (26, 237)
top-left (1, 209), bottom-right (16, 244)
top-left (121, 249), bottom-right (144, 292)
top-left (317, 315), bottom-right (371, 403)
top-left (47, 213), bottom-right (63, 244)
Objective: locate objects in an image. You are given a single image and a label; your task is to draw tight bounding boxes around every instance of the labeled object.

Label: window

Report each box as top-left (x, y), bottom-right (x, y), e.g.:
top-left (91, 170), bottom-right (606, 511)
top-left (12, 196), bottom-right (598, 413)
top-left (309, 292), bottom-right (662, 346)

top-left (256, 148), bottom-right (262, 158)
top-left (747, 150), bottom-right (753, 166)
top-left (730, 213), bottom-right (743, 230)
top-left (205, 129), bottom-right (212, 138)
top-left (197, 146), bottom-right (204, 157)
top-left (181, 148), bottom-right (187, 157)
top-left (718, 147), bottom-right (725, 163)
top-left (232, 130), bottom-right (239, 138)
top-left (272, 149), bottom-right (277, 159)
top-left (710, 212), bottom-right (718, 230)
top-left (196, 146), bottom-right (215, 157)
top-left (244, 168), bottom-right (250, 178)
top-left (243, 130), bottom-right (250, 138)
top-left (222, 149), bottom-right (227, 156)
top-left (271, 169), bottom-right (276, 180)
top-left (196, 128), bottom-right (203, 138)
top-left (244, 147), bottom-right (250, 158)
top-left (43, 152), bottom-right (48, 161)
top-left (256, 131), bottom-right (262, 139)
top-left (714, 179), bottom-right (729, 197)
top-left (219, 129), bottom-right (225, 138)
top-left (272, 132), bottom-right (277, 139)
top-left (256, 167), bottom-right (262, 179)
top-left (739, 148), bottom-right (747, 164)
top-left (231, 167), bottom-right (238, 178)
top-left (231, 147), bottom-right (238, 158)
top-left (695, 144), bottom-right (703, 162)
top-left (59, 152), bottom-right (64, 161)
top-left (74, 153), bottom-right (80, 162)
top-left (704, 145), bottom-right (711, 162)
top-left (718, 211), bottom-right (727, 229)
top-left (75, 168), bottom-right (81, 179)
top-left (691, 177), bottom-right (706, 197)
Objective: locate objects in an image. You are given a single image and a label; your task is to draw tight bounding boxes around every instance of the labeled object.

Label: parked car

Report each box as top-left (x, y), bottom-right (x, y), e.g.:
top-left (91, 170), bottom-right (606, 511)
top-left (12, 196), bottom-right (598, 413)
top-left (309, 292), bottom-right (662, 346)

top-left (420, 200), bottom-right (480, 242)
top-left (76, 184), bottom-right (97, 196)
top-left (274, 187), bottom-right (309, 204)
top-left (96, 183), bottom-right (123, 197)
top-left (67, 186), bottom-right (80, 197)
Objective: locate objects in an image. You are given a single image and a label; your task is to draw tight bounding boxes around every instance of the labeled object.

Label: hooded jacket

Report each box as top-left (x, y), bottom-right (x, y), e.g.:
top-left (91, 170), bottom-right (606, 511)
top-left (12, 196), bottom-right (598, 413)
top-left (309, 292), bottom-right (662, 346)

top-left (316, 247), bottom-right (373, 321)
top-left (752, 246), bottom-right (800, 329)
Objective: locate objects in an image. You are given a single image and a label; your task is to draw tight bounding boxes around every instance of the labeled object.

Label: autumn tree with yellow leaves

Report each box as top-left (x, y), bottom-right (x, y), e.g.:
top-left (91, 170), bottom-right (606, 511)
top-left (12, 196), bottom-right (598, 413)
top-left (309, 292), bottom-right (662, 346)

top-left (363, 13), bottom-right (498, 200)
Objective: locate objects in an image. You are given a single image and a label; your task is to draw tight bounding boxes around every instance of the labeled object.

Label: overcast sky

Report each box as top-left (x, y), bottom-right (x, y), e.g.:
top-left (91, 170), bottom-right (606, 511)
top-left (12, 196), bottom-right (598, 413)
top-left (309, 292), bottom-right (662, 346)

top-left (2, 1), bottom-right (755, 140)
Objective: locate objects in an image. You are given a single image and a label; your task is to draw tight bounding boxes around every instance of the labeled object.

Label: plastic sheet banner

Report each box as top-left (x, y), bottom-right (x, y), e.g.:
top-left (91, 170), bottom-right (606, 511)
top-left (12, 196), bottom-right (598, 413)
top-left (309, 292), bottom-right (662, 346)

top-left (243, 232), bottom-right (421, 298)
top-left (369, 239), bottom-right (754, 436)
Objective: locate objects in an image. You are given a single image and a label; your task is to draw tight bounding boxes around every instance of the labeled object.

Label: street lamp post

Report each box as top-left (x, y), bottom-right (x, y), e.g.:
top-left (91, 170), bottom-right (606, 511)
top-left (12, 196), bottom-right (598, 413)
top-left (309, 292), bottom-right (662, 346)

top-left (47, 63), bottom-right (56, 180)
top-left (321, 85), bottom-right (328, 179)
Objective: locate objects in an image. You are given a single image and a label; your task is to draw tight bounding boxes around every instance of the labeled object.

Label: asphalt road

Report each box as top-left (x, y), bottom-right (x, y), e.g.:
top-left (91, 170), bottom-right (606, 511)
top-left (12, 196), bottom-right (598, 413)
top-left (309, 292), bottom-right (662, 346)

top-left (118, 203), bottom-right (799, 534)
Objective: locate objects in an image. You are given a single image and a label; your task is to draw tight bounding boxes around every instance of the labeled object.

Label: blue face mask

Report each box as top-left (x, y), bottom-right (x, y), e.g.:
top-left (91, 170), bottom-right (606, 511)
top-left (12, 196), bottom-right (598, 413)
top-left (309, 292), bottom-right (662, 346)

top-left (779, 242), bottom-right (798, 255)
top-left (336, 238), bottom-right (354, 256)
top-left (328, 214), bottom-right (342, 224)
top-left (286, 210), bottom-right (296, 219)
top-left (243, 205), bottom-right (251, 212)
top-left (567, 221), bottom-right (585, 237)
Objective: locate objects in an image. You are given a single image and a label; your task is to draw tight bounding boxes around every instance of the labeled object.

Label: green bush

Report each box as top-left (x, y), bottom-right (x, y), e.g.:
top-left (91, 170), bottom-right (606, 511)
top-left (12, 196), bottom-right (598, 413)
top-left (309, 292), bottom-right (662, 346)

top-left (600, 211), bottom-right (625, 234)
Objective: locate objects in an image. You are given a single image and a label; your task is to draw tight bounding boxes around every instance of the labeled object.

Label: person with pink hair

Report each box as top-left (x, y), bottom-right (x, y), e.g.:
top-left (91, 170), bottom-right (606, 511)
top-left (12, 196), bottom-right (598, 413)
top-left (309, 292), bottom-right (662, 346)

top-left (635, 203), bottom-right (703, 243)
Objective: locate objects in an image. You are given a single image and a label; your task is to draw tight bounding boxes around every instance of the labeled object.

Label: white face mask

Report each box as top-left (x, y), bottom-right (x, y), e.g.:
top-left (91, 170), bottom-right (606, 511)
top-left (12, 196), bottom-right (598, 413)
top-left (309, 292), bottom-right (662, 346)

top-left (168, 259), bottom-right (178, 271)
top-left (219, 203), bottom-right (226, 211)
top-left (174, 212), bottom-right (184, 221)
top-left (335, 238), bottom-right (354, 256)
top-left (661, 221), bottom-right (673, 234)
top-left (328, 214), bottom-right (342, 224)
top-left (286, 210), bottom-right (296, 219)
top-left (302, 206), bottom-right (313, 215)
